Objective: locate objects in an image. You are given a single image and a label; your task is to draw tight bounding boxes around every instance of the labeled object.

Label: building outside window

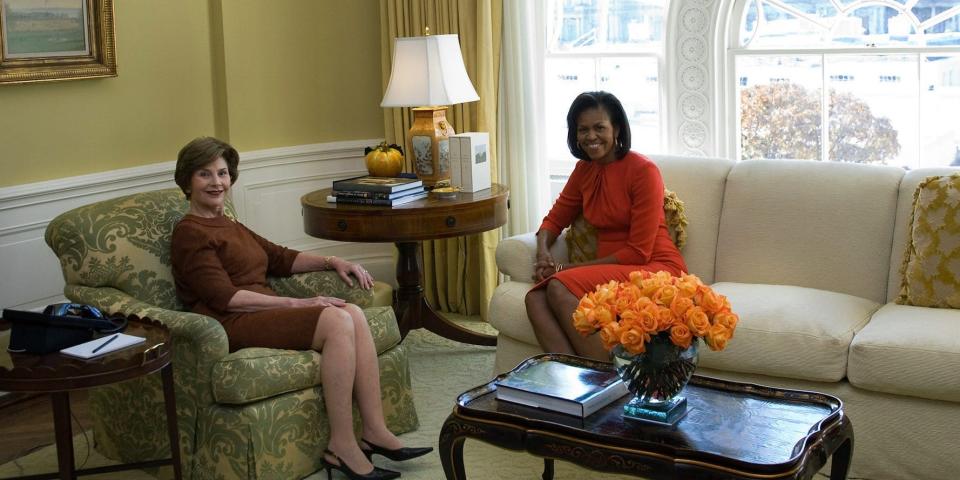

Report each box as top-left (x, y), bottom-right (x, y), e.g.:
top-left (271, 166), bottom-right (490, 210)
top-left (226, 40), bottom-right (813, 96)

top-left (545, 0), bottom-right (669, 198)
top-left (730, 0), bottom-right (960, 168)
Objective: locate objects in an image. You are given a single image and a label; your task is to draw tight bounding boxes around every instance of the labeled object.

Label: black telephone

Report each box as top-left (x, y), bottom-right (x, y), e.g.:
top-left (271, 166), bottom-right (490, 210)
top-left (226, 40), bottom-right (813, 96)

top-left (4, 303), bottom-right (128, 354)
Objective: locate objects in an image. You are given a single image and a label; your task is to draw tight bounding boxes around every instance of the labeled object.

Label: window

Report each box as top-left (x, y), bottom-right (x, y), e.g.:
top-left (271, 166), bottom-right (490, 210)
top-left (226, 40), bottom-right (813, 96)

top-left (732, 0), bottom-right (960, 168)
top-left (545, 0), bottom-right (670, 197)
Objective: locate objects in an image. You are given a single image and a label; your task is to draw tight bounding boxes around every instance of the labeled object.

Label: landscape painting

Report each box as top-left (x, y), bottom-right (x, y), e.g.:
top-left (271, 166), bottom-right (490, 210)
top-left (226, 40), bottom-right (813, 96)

top-left (2, 0), bottom-right (88, 59)
top-left (0, 0), bottom-right (115, 84)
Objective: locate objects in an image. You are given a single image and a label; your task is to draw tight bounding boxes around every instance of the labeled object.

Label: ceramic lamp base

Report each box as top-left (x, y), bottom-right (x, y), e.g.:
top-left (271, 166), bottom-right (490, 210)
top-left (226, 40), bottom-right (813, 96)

top-left (408, 106), bottom-right (455, 187)
top-left (622, 395), bottom-right (689, 425)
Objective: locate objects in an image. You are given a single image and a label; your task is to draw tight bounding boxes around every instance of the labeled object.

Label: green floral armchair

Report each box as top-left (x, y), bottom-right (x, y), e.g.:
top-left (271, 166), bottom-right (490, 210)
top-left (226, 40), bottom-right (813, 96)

top-left (44, 188), bottom-right (418, 480)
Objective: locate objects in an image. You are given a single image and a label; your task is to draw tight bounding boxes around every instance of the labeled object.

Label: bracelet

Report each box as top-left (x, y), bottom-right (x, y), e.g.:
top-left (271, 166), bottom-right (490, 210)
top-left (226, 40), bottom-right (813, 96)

top-left (323, 256), bottom-right (337, 270)
top-left (556, 263), bottom-right (564, 272)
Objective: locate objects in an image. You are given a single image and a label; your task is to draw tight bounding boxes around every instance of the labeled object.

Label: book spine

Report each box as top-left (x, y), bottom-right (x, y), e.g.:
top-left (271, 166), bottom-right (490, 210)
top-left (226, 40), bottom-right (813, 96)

top-left (450, 136), bottom-right (462, 188)
top-left (333, 196), bottom-right (395, 206)
top-left (460, 136), bottom-right (473, 192)
top-left (334, 190), bottom-right (393, 200)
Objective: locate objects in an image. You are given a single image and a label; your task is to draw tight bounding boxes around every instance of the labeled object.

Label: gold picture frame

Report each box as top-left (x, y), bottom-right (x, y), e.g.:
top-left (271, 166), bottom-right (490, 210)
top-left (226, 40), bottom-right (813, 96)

top-left (0, 0), bottom-right (115, 85)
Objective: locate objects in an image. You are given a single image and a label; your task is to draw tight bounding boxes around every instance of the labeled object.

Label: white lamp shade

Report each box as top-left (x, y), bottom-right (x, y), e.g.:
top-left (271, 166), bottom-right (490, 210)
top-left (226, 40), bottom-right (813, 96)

top-left (380, 34), bottom-right (480, 107)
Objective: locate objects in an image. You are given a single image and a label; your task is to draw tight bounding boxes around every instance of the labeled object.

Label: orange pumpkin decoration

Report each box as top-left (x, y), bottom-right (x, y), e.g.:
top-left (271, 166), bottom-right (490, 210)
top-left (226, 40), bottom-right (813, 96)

top-left (364, 142), bottom-right (404, 177)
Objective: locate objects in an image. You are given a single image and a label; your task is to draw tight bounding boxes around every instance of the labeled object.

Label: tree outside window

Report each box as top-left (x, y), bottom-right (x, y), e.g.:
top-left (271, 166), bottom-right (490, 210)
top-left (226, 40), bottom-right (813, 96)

top-left (733, 0), bottom-right (960, 168)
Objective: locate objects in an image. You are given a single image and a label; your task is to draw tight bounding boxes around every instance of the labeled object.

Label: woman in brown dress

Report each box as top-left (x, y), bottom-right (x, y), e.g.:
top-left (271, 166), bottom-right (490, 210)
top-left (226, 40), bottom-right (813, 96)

top-left (170, 137), bottom-right (430, 480)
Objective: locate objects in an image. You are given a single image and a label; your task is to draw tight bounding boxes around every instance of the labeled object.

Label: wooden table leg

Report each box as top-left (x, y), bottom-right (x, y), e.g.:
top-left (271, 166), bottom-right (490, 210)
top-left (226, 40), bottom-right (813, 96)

top-left (50, 392), bottom-right (75, 480)
top-left (439, 418), bottom-right (468, 480)
top-left (541, 458), bottom-right (554, 480)
top-left (394, 241), bottom-right (496, 346)
top-left (161, 364), bottom-right (183, 480)
top-left (829, 417), bottom-right (854, 480)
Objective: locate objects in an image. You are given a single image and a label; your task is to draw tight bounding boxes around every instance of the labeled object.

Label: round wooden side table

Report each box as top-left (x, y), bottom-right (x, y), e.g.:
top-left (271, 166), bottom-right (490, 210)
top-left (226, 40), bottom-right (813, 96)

top-left (302, 184), bottom-right (509, 346)
top-left (0, 315), bottom-right (182, 480)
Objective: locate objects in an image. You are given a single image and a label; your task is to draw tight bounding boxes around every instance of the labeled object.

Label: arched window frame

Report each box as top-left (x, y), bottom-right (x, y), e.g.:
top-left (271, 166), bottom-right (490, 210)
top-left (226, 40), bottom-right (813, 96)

top-left (716, 0), bottom-right (960, 167)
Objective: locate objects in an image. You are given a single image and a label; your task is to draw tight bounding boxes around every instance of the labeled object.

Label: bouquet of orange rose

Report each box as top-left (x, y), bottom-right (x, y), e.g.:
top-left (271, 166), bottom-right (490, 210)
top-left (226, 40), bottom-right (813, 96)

top-left (573, 270), bottom-right (738, 355)
top-left (573, 270), bottom-right (739, 412)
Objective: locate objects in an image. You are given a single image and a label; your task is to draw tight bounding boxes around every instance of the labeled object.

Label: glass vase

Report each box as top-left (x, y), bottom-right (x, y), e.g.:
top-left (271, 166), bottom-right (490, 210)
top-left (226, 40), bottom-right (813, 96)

top-left (611, 333), bottom-right (699, 424)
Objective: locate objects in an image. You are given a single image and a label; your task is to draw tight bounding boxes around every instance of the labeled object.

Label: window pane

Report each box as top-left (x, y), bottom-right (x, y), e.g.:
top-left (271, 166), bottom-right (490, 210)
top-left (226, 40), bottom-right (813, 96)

top-left (747, 8), bottom-right (827, 48)
top-left (547, 0), bottom-right (666, 52)
top-left (921, 54), bottom-right (960, 167)
top-left (545, 57), bottom-right (596, 173)
top-left (599, 57), bottom-right (661, 151)
top-left (924, 9), bottom-right (960, 45)
top-left (826, 55), bottom-right (914, 166)
top-left (737, 55), bottom-right (822, 160)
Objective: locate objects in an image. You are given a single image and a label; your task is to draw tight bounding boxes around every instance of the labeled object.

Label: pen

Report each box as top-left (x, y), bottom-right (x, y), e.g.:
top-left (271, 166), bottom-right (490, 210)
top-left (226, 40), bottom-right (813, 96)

top-left (91, 334), bottom-right (118, 354)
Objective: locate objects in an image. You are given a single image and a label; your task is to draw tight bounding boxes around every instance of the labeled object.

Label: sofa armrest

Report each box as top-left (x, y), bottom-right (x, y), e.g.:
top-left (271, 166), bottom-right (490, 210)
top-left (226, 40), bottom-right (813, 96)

top-left (268, 271), bottom-right (376, 307)
top-left (496, 231), bottom-right (570, 281)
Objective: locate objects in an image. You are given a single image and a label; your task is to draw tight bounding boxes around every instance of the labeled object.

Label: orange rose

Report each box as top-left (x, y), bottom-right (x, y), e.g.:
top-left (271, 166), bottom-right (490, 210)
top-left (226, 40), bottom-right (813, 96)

top-left (714, 311), bottom-right (739, 335)
top-left (669, 323), bottom-right (693, 349)
top-left (620, 327), bottom-right (649, 355)
top-left (572, 308), bottom-right (597, 336)
top-left (652, 284), bottom-right (678, 307)
top-left (616, 284), bottom-right (641, 314)
top-left (594, 305), bottom-right (615, 327)
top-left (670, 295), bottom-right (693, 318)
top-left (684, 306), bottom-right (711, 336)
top-left (657, 306), bottom-right (677, 331)
top-left (697, 285), bottom-right (724, 315)
top-left (705, 323), bottom-right (731, 351)
top-left (599, 321), bottom-right (623, 351)
top-left (637, 306), bottom-right (659, 333)
top-left (618, 308), bottom-right (641, 330)
top-left (676, 274), bottom-right (701, 298)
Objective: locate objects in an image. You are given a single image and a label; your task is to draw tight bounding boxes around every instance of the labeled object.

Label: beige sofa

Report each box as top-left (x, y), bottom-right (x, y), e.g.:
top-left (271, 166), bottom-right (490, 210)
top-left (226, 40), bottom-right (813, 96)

top-left (488, 156), bottom-right (960, 480)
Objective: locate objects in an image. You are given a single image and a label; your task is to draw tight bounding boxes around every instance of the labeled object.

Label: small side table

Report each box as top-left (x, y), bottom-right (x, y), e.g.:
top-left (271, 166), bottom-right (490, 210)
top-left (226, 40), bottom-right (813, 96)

top-left (0, 315), bottom-right (182, 480)
top-left (302, 184), bottom-right (509, 346)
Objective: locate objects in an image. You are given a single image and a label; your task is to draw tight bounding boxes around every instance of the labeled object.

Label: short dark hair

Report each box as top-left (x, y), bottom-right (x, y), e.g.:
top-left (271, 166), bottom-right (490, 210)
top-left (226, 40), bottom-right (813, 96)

top-left (566, 91), bottom-right (631, 161)
top-left (174, 137), bottom-right (239, 199)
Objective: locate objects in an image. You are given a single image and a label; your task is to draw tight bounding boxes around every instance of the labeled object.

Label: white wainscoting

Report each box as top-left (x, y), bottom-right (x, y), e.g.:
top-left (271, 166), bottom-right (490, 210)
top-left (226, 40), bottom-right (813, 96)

top-left (0, 139), bottom-right (397, 311)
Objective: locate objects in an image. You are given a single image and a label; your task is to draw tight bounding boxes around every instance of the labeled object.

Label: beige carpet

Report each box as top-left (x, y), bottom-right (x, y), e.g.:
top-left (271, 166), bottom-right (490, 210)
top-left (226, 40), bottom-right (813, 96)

top-left (0, 315), bottom-right (836, 479)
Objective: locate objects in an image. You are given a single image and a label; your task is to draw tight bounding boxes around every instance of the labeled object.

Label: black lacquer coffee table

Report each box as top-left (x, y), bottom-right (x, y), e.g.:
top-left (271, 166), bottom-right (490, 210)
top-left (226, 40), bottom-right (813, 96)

top-left (439, 354), bottom-right (853, 480)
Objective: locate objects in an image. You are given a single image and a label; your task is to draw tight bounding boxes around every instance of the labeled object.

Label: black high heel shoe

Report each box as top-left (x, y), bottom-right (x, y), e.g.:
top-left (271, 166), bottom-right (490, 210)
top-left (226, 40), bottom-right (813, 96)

top-left (360, 438), bottom-right (433, 462)
top-left (321, 449), bottom-right (400, 480)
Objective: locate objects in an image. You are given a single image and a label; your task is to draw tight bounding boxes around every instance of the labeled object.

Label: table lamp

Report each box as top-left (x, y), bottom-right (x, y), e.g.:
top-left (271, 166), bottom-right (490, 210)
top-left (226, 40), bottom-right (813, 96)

top-left (381, 32), bottom-right (479, 187)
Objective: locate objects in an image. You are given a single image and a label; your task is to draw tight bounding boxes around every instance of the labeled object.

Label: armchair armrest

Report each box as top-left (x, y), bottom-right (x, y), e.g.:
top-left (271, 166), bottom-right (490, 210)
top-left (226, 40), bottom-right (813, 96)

top-left (495, 231), bottom-right (569, 282)
top-left (268, 271), bottom-right (375, 307)
top-left (63, 284), bottom-right (229, 408)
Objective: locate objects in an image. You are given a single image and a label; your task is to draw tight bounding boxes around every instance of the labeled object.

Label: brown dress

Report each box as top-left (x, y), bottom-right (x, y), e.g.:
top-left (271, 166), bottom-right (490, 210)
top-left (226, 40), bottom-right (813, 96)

top-left (171, 214), bottom-right (323, 351)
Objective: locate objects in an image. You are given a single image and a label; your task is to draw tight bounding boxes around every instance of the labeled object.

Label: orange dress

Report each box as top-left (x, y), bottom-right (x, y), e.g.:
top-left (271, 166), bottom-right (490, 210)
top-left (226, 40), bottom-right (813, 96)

top-left (534, 151), bottom-right (687, 298)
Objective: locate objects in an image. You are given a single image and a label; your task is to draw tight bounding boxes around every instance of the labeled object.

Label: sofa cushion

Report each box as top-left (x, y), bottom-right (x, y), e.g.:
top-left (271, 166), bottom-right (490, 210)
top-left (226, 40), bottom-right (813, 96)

top-left (653, 155), bottom-right (733, 284)
top-left (703, 282), bottom-right (878, 382)
top-left (212, 306), bottom-right (400, 404)
top-left (715, 159), bottom-right (903, 304)
top-left (849, 303), bottom-right (960, 402)
top-left (886, 167), bottom-right (960, 302)
top-left (896, 173), bottom-right (960, 308)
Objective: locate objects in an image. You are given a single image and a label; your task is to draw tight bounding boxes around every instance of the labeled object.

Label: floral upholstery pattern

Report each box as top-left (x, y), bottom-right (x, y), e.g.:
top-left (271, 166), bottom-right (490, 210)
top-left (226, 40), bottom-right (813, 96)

top-left (44, 188), bottom-right (418, 480)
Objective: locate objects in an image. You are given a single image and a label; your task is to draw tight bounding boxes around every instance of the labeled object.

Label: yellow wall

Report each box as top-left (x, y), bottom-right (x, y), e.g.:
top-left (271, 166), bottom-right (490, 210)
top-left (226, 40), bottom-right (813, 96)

top-left (0, 0), bottom-right (384, 188)
top-left (220, 1), bottom-right (384, 151)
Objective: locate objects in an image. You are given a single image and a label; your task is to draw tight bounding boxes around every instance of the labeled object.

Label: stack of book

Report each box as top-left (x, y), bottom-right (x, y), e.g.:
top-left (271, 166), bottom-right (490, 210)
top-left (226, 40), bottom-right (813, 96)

top-left (329, 175), bottom-right (427, 206)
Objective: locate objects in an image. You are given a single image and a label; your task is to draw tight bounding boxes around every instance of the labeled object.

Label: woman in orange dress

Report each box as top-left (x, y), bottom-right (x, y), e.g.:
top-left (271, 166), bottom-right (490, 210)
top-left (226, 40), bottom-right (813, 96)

top-left (526, 92), bottom-right (687, 361)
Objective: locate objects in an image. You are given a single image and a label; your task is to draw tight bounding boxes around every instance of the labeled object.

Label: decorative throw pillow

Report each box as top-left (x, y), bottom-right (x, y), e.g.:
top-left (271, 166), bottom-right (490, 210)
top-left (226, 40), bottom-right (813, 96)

top-left (897, 173), bottom-right (960, 308)
top-left (565, 188), bottom-right (688, 263)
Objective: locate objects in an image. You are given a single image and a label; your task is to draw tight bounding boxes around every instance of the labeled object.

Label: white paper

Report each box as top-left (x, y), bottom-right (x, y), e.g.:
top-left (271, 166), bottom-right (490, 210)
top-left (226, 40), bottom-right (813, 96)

top-left (60, 333), bottom-right (146, 359)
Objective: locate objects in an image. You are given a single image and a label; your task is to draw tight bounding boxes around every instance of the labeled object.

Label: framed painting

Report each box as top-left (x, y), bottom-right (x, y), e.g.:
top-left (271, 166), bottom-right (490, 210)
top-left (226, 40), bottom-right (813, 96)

top-left (0, 0), bottom-right (115, 84)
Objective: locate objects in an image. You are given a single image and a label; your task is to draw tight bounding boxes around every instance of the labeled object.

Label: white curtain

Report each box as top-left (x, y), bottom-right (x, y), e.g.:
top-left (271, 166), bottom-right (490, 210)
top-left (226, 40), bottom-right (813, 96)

top-left (498, 0), bottom-right (550, 237)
